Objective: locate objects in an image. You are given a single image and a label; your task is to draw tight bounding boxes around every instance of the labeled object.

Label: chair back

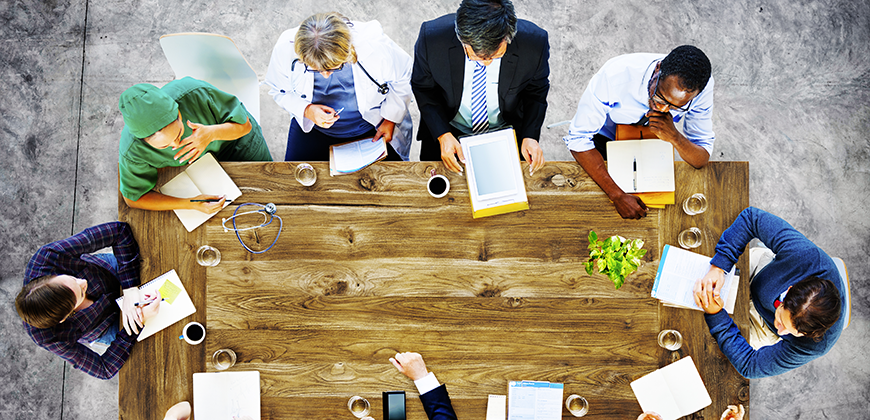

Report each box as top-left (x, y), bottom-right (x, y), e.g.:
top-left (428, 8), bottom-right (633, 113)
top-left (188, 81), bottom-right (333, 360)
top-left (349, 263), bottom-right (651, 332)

top-left (832, 257), bottom-right (851, 330)
top-left (159, 33), bottom-right (260, 122)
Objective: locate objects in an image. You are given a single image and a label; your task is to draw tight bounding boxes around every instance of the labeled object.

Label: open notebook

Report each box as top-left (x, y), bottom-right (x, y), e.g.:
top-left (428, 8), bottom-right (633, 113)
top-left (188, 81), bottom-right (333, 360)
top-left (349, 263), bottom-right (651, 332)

top-left (159, 153), bottom-right (242, 232)
top-left (193, 371), bottom-right (261, 420)
top-left (652, 245), bottom-right (740, 314)
top-left (631, 357), bottom-right (712, 420)
top-left (115, 269), bottom-right (196, 341)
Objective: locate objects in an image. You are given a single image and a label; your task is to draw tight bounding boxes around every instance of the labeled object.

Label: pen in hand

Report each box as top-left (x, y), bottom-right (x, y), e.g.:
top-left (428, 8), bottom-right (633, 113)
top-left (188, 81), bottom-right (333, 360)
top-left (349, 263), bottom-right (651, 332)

top-left (190, 198), bottom-right (222, 203)
top-left (133, 297), bottom-right (164, 307)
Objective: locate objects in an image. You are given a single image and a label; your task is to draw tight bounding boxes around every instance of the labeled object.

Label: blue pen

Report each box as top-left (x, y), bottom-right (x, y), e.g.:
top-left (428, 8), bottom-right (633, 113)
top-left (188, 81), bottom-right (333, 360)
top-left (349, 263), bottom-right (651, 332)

top-left (334, 107), bottom-right (345, 116)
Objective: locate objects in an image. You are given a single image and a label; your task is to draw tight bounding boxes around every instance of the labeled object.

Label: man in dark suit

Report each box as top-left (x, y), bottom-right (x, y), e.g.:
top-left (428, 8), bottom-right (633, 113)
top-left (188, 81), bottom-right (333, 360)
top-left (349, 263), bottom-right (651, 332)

top-left (390, 352), bottom-right (458, 420)
top-left (412, 0), bottom-right (550, 174)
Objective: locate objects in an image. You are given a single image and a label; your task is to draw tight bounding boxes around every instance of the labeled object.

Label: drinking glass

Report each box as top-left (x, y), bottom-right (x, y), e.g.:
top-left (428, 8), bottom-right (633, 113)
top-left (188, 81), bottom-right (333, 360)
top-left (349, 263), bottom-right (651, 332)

top-left (657, 329), bottom-right (683, 351)
top-left (347, 396), bottom-right (371, 418)
top-left (565, 394), bottom-right (589, 417)
top-left (683, 193), bottom-right (708, 215)
top-left (295, 163), bottom-right (317, 186)
top-left (195, 245), bottom-right (221, 267)
top-left (212, 348), bottom-right (236, 370)
top-left (678, 227), bottom-right (702, 249)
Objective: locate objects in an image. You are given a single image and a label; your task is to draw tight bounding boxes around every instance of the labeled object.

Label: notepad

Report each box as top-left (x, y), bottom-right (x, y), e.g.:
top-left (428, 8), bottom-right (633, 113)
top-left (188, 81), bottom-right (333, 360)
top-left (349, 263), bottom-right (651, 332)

top-left (630, 357), bottom-right (712, 420)
top-left (507, 381), bottom-right (563, 420)
top-left (160, 153), bottom-right (242, 232)
top-left (329, 137), bottom-right (388, 175)
top-left (193, 371), bottom-right (261, 420)
top-left (606, 139), bottom-right (675, 193)
top-left (652, 245), bottom-right (739, 314)
top-left (487, 395), bottom-right (507, 420)
top-left (115, 269), bottom-right (196, 341)
top-left (461, 128), bottom-right (530, 218)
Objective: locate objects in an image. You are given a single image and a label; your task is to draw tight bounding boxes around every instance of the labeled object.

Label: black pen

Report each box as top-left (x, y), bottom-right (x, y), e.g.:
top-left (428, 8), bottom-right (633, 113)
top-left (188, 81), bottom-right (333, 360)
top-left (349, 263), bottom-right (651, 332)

top-left (190, 198), bottom-right (222, 203)
top-left (633, 158), bottom-right (638, 192)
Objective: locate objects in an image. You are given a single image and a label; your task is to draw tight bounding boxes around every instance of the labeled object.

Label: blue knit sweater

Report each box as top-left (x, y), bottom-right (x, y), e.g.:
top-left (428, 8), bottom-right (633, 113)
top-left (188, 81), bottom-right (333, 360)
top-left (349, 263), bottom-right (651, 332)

top-left (705, 207), bottom-right (845, 379)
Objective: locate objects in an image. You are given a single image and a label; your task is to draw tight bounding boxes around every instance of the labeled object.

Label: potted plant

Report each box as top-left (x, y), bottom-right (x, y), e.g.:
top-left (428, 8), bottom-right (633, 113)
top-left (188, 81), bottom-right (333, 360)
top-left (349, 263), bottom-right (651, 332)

top-left (584, 230), bottom-right (647, 289)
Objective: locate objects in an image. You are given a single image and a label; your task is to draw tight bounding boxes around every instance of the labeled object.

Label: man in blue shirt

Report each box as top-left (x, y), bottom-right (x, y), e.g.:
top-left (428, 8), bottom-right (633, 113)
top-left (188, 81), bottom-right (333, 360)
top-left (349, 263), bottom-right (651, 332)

top-left (564, 46), bottom-right (713, 219)
top-left (694, 207), bottom-right (844, 378)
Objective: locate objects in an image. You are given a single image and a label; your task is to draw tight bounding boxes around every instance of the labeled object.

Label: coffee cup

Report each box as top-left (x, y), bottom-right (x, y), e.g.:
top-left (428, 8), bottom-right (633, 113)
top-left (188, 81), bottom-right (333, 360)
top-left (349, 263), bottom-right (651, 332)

top-left (179, 321), bottom-right (205, 345)
top-left (427, 170), bottom-right (450, 198)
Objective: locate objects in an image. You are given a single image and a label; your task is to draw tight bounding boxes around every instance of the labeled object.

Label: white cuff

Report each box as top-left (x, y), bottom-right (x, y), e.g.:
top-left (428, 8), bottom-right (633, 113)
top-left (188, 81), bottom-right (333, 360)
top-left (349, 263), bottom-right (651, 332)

top-left (413, 372), bottom-right (440, 395)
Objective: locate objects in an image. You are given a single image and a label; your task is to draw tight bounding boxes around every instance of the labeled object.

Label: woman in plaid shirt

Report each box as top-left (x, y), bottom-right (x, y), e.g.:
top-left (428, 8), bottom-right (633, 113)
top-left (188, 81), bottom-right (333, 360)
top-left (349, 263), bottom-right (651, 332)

top-left (14, 222), bottom-right (160, 379)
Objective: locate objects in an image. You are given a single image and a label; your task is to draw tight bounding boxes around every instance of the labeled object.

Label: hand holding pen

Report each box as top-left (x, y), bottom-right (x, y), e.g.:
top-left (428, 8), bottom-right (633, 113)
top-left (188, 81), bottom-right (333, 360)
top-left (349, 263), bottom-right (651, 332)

top-left (303, 104), bottom-right (342, 129)
top-left (188, 194), bottom-right (226, 214)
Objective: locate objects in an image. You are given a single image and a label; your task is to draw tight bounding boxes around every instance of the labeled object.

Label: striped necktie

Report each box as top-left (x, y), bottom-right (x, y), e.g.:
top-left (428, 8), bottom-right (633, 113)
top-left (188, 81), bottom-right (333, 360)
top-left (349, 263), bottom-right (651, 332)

top-left (471, 62), bottom-right (489, 134)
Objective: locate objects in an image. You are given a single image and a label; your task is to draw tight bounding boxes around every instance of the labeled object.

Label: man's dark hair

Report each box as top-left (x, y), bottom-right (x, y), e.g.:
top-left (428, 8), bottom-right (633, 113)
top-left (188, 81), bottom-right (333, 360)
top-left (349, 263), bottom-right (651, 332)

top-left (16, 275), bottom-right (77, 329)
top-left (455, 0), bottom-right (517, 58)
top-left (783, 276), bottom-right (842, 341)
top-left (659, 45), bottom-right (712, 93)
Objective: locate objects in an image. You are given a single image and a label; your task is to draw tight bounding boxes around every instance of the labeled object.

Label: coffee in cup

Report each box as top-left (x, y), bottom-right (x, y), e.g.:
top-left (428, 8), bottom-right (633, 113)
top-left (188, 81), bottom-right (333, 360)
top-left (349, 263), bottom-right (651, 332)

top-left (180, 321), bottom-right (205, 345)
top-left (427, 174), bottom-right (450, 198)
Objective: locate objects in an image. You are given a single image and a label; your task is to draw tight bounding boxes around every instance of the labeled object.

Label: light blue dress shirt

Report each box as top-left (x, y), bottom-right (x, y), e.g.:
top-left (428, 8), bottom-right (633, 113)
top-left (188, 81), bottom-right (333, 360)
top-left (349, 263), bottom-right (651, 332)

top-left (563, 53), bottom-right (715, 155)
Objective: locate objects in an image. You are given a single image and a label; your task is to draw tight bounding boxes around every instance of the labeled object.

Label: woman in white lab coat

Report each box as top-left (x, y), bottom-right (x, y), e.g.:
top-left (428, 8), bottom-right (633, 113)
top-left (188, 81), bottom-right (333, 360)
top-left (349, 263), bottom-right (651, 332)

top-left (265, 12), bottom-right (414, 161)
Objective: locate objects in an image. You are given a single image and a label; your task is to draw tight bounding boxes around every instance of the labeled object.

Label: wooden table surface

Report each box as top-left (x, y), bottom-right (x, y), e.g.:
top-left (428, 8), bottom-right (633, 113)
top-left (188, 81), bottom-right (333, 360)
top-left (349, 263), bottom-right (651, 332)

top-left (118, 161), bottom-right (750, 420)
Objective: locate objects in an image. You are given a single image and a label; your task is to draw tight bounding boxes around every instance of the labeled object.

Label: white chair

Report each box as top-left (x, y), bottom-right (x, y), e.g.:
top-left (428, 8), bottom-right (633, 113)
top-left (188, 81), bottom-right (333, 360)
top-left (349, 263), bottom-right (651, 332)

top-left (159, 33), bottom-right (260, 123)
top-left (831, 257), bottom-right (852, 330)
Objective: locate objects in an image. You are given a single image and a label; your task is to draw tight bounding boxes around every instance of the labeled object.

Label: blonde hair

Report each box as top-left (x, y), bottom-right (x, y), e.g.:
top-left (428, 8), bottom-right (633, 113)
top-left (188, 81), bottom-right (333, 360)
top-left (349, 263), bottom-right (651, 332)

top-left (295, 12), bottom-right (357, 71)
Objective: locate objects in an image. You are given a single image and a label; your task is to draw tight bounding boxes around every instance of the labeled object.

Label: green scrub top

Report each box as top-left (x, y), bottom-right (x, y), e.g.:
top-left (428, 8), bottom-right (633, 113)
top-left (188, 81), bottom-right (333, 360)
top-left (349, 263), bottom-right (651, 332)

top-left (119, 77), bottom-right (272, 201)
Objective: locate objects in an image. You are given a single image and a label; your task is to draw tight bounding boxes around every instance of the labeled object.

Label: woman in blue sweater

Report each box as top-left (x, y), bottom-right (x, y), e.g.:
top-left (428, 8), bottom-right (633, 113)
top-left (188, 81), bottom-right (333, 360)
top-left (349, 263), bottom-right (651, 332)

top-left (693, 207), bottom-right (844, 378)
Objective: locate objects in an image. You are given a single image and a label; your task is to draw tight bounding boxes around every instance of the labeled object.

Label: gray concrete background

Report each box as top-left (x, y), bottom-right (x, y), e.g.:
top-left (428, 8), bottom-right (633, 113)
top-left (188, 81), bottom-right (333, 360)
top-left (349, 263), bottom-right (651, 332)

top-left (1, 0), bottom-right (867, 419)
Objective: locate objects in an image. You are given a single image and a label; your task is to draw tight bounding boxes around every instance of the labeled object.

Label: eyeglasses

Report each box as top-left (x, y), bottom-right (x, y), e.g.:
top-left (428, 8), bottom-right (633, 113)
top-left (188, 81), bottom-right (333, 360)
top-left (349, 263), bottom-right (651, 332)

top-left (650, 71), bottom-right (692, 112)
top-left (303, 62), bottom-right (345, 73)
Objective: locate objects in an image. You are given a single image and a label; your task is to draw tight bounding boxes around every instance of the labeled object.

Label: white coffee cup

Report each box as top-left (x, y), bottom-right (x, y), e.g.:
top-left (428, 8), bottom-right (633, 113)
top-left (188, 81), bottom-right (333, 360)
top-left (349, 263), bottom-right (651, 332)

top-left (427, 173), bottom-right (450, 198)
top-left (179, 321), bottom-right (205, 345)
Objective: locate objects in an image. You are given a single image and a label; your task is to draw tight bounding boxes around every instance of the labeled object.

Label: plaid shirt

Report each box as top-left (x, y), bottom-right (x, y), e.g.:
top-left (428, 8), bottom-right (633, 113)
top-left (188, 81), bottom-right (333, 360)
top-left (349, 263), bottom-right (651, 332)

top-left (23, 222), bottom-right (141, 380)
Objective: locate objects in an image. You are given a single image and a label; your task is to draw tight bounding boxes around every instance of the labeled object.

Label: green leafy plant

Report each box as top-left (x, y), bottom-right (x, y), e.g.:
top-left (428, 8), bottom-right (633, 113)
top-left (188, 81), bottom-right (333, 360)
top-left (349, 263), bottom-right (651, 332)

top-left (584, 230), bottom-right (647, 289)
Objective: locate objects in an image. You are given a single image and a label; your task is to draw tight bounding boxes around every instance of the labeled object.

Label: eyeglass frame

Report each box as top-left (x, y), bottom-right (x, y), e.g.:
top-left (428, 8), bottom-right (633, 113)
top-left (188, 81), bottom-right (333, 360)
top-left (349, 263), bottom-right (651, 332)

top-left (302, 62), bottom-right (345, 73)
top-left (649, 69), bottom-right (693, 113)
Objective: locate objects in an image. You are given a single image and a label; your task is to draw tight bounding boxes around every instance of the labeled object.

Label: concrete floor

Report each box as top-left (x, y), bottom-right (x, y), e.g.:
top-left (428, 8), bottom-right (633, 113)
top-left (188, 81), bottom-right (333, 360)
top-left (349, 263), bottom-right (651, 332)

top-left (1, 0), bottom-right (868, 419)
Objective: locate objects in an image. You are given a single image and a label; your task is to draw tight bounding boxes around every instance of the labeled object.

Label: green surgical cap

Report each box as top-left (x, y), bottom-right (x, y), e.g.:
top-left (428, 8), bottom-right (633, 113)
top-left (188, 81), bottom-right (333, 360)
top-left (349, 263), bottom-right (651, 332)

top-left (118, 84), bottom-right (179, 138)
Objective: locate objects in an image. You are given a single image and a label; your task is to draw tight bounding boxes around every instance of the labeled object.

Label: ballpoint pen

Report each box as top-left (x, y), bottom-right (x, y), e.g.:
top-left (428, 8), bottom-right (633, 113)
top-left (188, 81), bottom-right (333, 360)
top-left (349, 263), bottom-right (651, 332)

top-left (633, 158), bottom-right (638, 191)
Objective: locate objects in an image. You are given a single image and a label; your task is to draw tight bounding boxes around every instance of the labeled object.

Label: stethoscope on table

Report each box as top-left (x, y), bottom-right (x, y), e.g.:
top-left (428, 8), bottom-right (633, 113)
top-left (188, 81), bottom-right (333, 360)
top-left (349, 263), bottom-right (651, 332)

top-left (221, 203), bottom-right (283, 254)
top-left (291, 58), bottom-right (389, 94)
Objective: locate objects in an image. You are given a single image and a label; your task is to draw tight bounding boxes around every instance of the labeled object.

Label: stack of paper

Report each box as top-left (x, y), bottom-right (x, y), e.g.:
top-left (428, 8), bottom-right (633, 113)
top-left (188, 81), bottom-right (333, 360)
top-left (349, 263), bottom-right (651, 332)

top-left (652, 245), bottom-right (740, 314)
top-left (630, 357), bottom-right (712, 420)
top-left (507, 380), bottom-right (563, 420)
top-left (329, 137), bottom-right (388, 175)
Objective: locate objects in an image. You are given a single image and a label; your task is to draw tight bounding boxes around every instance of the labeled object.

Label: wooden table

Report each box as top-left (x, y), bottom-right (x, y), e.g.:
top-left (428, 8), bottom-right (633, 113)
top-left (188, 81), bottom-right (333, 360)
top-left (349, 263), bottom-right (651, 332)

top-left (119, 161), bottom-right (749, 420)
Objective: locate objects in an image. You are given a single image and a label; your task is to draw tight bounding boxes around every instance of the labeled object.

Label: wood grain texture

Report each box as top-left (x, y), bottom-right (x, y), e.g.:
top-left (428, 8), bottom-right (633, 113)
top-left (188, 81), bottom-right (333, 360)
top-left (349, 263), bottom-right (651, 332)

top-left (120, 161), bottom-right (749, 420)
top-left (657, 162), bottom-right (751, 420)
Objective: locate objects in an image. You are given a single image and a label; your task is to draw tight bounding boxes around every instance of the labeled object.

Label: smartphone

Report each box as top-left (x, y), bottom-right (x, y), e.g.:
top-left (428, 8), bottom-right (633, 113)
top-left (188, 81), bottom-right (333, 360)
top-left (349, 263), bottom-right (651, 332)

top-left (383, 391), bottom-right (406, 420)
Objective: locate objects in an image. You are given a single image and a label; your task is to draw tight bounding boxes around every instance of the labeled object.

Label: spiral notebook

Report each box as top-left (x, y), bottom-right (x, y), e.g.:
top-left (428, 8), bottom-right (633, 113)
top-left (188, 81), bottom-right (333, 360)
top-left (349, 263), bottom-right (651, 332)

top-left (114, 269), bottom-right (196, 341)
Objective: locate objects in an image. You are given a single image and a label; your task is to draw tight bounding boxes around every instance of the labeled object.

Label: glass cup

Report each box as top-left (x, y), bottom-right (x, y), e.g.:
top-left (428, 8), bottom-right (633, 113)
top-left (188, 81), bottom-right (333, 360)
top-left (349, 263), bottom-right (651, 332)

top-left (212, 348), bottom-right (237, 370)
top-left (295, 163), bottom-right (317, 186)
top-left (683, 193), bottom-right (708, 215)
top-left (657, 329), bottom-right (683, 351)
top-left (565, 394), bottom-right (589, 417)
top-left (678, 227), bottom-right (702, 249)
top-left (347, 396), bottom-right (371, 418)
top-left (196, 245), bottom-right (221, 267)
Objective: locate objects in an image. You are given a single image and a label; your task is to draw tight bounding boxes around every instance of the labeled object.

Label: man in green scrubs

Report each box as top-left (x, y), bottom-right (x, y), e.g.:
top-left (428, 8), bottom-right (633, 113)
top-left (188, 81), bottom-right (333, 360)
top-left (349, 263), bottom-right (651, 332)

top-left (118, 77), bottom-right (272, 212)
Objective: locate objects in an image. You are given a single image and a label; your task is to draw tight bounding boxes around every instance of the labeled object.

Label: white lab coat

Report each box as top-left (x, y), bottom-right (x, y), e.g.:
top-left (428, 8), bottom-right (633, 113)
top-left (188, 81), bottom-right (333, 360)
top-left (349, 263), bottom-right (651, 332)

top-left (265, 20), bottom-right (414, 160)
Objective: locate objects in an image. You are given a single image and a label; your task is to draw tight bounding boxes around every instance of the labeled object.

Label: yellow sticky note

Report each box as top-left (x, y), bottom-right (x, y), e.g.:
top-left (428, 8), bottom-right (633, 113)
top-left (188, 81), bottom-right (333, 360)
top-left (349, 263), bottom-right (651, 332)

top-left (158, 280), bottom-right (182, 305)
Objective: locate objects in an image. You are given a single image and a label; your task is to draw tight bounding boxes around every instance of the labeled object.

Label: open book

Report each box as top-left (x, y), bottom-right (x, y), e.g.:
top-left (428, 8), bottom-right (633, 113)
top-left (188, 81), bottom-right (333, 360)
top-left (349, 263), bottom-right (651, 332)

top-left (652, 245), bottom-right (739, 314)
top-left (507, 381), bottom-right (563, 420)
top-left (329, 137), bottom-right (388, 175)
top-left (631, 357), bottom-right (712, 420)
top-left (461, 128), bottom-right (529, 218)
top-left (115, 269), bottom-right (196, 341)
top-left (194, 371), bottom-right (261, 420)
top-left (606, 139), bottom-right (675, 193)
top-left (160, 153), bottom-right (242, 232)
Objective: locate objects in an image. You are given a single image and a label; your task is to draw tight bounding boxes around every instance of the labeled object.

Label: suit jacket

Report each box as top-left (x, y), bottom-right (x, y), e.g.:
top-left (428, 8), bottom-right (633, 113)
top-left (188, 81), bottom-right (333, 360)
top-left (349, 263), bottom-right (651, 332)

top-left (412, 14), bottom-right (550, 146)
top-left (419, 384), bottom-right (459, 420)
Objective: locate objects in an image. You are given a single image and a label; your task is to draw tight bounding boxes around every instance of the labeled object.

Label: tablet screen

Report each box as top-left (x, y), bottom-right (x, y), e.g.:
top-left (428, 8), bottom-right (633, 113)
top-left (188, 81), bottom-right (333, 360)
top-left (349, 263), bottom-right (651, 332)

top-left (468, 139), bottom-right (517, 199)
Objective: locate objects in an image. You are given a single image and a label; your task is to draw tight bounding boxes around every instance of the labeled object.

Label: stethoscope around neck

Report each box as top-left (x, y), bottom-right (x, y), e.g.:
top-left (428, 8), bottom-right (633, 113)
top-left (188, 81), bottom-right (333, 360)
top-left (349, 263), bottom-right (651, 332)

top-left (291, 58), bottom-right (389, 95)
